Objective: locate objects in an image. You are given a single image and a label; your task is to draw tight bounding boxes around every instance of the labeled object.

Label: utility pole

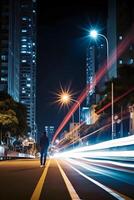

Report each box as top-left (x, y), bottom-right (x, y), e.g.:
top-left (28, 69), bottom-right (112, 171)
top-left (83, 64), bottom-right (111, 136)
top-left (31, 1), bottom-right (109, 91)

top-left (111, 82), bottom-right (114, 139)
top-left (120, 106), bottom-right (123, 138)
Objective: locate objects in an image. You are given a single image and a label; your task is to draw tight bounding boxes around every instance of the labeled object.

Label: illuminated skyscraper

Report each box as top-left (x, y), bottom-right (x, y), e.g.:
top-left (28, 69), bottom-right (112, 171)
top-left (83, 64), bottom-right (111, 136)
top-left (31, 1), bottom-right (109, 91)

top-left (0, 0), bottom-right (36, 139)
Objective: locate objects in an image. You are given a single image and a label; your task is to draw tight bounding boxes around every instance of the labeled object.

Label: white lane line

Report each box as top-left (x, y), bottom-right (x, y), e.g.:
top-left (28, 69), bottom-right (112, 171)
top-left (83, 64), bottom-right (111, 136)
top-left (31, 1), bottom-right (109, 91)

top-left (56, 159), bottom-right (81, 200)
top-left (66, 159), bottom-right (133, 200)
top-left (31, 159), bottom-right (50, 200)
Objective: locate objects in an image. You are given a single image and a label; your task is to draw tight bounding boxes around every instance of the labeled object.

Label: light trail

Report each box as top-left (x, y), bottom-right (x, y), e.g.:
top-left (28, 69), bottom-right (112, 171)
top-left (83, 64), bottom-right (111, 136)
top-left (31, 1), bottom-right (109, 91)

top-left (56, 110), bottom-right (131, 151)
top-left (52, 26), bottom-right (134, 145)
top-left (96, 87), bottom-right (134, 114)
top-left (54, 135), bottom-right (134, 160)
top-left (65, 159), bottom-right (132, 200)
top-left (66, 158), bottom-right (134, 183)
top-left (73, 157), bottom-right (134, 169)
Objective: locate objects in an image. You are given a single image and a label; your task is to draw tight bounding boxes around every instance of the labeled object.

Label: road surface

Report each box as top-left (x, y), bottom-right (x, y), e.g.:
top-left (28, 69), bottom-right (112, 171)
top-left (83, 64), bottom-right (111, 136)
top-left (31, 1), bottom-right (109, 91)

top-left (0, 158), bottom-right (134, 200)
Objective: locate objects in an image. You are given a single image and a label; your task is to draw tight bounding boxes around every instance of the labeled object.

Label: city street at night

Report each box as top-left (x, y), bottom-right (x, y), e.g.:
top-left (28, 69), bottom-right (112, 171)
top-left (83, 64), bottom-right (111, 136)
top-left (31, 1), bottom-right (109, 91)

top-left (0, 0), bottom-right (134, 199)
top-left (0, 139), bottom-right (134, 200)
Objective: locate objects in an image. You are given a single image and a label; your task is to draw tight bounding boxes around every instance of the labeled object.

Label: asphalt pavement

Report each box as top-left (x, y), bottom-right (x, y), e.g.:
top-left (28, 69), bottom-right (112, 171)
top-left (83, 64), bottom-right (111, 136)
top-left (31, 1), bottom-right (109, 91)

top-left (0, 158), bottom-right (134, 200)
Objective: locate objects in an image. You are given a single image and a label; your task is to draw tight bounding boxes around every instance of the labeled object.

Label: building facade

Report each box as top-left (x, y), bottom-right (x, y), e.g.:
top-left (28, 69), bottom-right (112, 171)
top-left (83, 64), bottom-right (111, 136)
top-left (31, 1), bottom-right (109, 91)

top-left (107, 0), bottom-right (134, 78)
top-left (86, 40), bottom-right (107, 107)
top-left (0, 0), bottom-right (36, 139)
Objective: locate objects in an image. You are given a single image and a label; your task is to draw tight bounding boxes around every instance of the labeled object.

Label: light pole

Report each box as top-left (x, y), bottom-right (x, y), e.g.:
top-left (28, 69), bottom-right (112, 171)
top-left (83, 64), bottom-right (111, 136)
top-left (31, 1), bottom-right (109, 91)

top-left (89, 29), bottom-right (114, 139)
top-left (59, 92), bottom-right (81, 145)
top-left (89, 30), bottom-right (109, 69)
top-left (59, 92), bottom-right (81, 126)
top-left (70, 99), bottom-right (81, 127)
top-left (111, 81), bottom-right (114, 139)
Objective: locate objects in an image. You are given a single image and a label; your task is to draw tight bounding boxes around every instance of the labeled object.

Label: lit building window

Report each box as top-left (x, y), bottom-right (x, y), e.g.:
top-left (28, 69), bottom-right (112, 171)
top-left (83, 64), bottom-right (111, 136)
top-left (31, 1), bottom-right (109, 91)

top-left (22, 29), bottom-right (27, 33)
top-left (22, 45), bottom-right (27, 47)
top-left (21, 51), bottom-right (26, 53)
top-left (119, 36), bottom-right (123, 40)
top-left (22, 59), bottom-right (26, 63)
top-left (33, 10), bottom-right (36, 13)
top-left (27, 78), bottom-right (31, 81)
top-left (26, 84), bottom-right (31, 87)
top-left (22, 90), bottom-right (26, 93)
top-left (1, 77), bottom-right (7, 81)
top-left (129, 59), bottom-right (134, 64)
top-left (1, 55), bottom-right (6, 61)
top-left (21, 39), bottom-right (27, 42)
top-left (22, 17), bottom-right (27, 20)
top-left (119, 60), bottom-right (123, 64)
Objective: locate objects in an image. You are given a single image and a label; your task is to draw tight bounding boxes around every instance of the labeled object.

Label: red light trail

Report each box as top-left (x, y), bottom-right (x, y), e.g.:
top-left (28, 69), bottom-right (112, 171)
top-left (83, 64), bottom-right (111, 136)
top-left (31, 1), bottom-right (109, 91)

top-left (96, 87), bottom-right (134, 114)
top-left (52, 26), bottom-right (134, 145)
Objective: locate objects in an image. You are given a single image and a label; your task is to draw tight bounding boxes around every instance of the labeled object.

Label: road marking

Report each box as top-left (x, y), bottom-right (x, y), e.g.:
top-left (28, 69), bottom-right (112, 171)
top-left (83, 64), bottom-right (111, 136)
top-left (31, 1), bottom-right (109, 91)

top-left (56, 159), bottom-right (81, 200)
top-left (31, 159), bottom-right (50, 200)
top-left (66, 160), bottom-right (133, 200)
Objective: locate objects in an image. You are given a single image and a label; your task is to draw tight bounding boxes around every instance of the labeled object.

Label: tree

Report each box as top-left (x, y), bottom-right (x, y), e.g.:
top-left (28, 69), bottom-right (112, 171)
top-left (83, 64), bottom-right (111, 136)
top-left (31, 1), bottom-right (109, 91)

top-left (0, 92), bottom-right (28, 144)
top-left (0, 110), bottom-right (18, 144)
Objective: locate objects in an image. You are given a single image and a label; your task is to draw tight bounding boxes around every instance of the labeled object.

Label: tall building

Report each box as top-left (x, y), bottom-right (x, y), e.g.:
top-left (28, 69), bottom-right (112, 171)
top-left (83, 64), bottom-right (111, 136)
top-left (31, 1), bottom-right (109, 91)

top-left (81, 107), bottom-right (90, 125)
top-left (0, 0), bottom-right (9, 91)
top-left (107, 0), bottom-right (134, 78)
top-left (0, 0), bottom-right (36, 139)
top-left (86, 40), bottom-right (107, 107)
top-left (45, 126), bottom-right (55, 143)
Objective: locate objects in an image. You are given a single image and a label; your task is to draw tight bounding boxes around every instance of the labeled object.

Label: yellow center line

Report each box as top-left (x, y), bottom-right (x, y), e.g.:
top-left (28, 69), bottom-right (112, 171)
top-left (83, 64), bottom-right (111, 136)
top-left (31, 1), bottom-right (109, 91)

top-left (31, 159), bottom-right (51, 200)
top-left (56, 159), bottom-right (81, 200)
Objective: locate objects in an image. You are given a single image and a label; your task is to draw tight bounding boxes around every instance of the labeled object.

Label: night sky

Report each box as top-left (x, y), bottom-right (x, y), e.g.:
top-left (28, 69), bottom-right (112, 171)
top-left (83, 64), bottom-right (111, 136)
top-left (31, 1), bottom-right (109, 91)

top-left (36, 0), bottom-right (107, 133)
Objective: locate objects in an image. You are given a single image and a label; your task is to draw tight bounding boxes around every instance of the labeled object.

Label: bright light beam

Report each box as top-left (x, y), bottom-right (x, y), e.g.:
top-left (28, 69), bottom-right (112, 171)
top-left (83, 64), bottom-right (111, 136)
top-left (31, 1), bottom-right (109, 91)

top-left (52, 26), bottom-right (134, 145)
top-left (54, 135), bottom-right (134, 162)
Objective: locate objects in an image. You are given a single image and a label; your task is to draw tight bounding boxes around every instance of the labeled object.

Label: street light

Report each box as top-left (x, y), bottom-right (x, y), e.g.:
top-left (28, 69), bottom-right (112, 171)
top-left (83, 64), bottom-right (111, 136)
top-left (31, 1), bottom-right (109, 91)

top-left (60, 92), bottom-right (81, 126)
top-left (89, 29), bottom-right (109, 65)
top-left (89, 29), bottom-right (114, 139)
top-left (59, 92), bottom-right (81, 147)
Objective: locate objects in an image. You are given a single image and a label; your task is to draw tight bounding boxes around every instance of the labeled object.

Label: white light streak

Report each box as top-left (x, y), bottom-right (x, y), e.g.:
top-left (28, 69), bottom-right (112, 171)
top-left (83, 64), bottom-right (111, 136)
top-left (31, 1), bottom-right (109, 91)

top-left (65, 160), bottom-right (127, 200)
top-left (54, 135), bottom-right (134, 159)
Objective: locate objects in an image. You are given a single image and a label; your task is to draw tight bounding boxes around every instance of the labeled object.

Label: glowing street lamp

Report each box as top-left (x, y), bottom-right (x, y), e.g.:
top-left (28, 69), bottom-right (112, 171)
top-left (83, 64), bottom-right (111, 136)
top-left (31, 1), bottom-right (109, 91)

top-left (60, 92), bottom-right (81, 126)
top-left (89, 30), bottom-right (98, 38)
top-left (89, 29), bottom-right (109, 65)
top-left (60, 92), bottom-right (71, 104)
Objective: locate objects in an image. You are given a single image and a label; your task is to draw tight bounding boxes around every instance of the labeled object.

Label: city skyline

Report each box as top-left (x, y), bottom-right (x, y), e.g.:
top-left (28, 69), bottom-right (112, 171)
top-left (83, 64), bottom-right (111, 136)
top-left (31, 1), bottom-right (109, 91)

top-left (0, 0), bottom-right (36, 138)
top-left (0, 1), bottom-right (134, 199)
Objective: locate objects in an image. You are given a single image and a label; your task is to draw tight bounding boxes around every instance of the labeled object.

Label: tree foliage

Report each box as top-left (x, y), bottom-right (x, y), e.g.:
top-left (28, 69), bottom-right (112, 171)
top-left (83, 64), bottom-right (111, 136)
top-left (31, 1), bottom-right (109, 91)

top-left (0, 91), bottom-right (28, 142)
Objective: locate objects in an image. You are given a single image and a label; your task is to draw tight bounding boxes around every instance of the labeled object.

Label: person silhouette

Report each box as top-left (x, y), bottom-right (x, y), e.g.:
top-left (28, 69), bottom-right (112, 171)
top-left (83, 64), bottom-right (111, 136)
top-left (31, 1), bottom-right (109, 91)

top-left (39, 131), bottom-right (49, 167)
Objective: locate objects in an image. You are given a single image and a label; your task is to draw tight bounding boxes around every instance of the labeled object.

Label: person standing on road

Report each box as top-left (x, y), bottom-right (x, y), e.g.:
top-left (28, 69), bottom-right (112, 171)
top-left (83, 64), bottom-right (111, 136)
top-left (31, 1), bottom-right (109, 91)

top-left (39, 131), bottom-right (49, 167)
